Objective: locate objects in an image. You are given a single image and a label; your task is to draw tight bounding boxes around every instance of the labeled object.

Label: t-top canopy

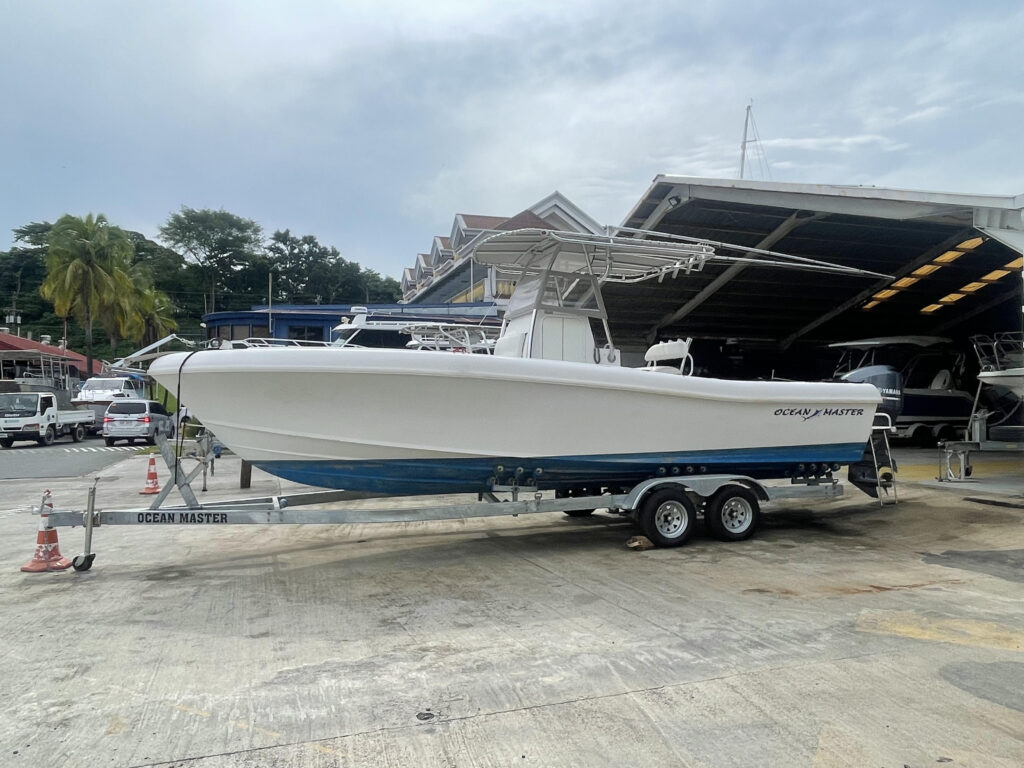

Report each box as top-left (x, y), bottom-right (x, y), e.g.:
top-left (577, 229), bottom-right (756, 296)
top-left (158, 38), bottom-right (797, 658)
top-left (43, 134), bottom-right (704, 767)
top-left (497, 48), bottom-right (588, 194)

top-left (467, 228), bottom-right (716, 283)
top-left (828, 336), bottom-right (953, 350)
top-left (466, 227), bottom-right (892, 283)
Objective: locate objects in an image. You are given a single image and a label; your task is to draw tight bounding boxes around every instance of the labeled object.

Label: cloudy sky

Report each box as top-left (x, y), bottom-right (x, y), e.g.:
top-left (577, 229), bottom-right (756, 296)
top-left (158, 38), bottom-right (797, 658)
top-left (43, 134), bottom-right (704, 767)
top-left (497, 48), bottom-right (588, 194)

top-left (2, 1), bottom-right (1022, 279)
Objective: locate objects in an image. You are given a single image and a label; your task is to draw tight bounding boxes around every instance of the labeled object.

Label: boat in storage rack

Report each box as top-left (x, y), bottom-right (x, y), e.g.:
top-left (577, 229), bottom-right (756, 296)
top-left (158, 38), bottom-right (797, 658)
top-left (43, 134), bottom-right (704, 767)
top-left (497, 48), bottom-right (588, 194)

top-left (148, 228), bottom-right (887, 497)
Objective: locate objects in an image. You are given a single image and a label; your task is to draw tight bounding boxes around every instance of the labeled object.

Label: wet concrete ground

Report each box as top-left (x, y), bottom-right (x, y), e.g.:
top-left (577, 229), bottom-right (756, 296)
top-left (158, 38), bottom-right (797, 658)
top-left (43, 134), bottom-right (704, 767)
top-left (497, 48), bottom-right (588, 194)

top-left (0, 449), bottom-right (1022, 767)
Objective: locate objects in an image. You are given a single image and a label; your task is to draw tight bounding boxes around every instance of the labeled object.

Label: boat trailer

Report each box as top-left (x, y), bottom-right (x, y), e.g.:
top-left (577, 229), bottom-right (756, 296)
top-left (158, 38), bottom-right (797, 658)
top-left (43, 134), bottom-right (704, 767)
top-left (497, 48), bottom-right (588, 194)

top-left (45, 435), bottom-right (857, 572)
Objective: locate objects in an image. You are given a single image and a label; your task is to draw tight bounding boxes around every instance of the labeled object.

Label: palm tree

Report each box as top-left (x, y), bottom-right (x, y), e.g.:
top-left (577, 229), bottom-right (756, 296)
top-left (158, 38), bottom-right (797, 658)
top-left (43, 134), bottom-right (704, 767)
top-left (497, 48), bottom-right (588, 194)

top-left (98, 266), bottom-right (144, 359)
top-left (128, 284), bottom-right (178, 347)
top-left (40, 213), bottom-right (133, 376)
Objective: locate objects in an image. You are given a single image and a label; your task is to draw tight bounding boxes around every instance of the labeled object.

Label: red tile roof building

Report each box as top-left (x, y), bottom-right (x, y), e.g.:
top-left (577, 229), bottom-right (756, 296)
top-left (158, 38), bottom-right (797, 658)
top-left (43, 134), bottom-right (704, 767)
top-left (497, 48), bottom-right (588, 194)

top-left (0, 331), bottom-right (103, 378)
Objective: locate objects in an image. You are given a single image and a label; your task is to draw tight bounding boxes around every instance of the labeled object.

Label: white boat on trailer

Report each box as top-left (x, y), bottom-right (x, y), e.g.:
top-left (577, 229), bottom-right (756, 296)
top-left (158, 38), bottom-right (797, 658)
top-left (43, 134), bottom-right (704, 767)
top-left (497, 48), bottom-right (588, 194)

top-left (46, 229), bottom-right (895, 569)
top-left (148, 228), bottom-right (886, 506)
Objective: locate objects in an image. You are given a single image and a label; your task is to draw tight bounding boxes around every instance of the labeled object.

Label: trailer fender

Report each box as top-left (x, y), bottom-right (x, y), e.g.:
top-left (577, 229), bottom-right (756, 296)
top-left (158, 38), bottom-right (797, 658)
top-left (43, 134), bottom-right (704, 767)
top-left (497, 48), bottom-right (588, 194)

top-left (621, 475), bottom-right (769, 512)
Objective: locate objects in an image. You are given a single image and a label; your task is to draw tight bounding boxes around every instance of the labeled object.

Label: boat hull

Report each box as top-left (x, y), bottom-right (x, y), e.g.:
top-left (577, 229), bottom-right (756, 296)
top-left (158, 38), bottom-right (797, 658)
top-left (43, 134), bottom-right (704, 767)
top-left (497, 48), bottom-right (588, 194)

top-left (896, 387), bottom-right (974, 430)
top-left (979, 369), bottom-right (1024, 398)
top-left (149, 348), bottom-right (881, 495)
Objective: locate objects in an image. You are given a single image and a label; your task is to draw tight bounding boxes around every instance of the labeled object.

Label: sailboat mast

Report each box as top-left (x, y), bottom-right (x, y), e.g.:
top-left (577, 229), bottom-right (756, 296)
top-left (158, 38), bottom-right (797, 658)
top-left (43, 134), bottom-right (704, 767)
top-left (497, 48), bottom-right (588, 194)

top-left (739, 103), bottom-right (751, 180)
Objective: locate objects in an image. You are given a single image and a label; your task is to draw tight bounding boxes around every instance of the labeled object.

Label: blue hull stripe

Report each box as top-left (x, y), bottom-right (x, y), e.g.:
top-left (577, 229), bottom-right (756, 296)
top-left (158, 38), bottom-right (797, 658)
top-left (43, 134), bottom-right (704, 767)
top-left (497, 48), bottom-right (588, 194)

top-left (253, 443), bottom-right (867, 495)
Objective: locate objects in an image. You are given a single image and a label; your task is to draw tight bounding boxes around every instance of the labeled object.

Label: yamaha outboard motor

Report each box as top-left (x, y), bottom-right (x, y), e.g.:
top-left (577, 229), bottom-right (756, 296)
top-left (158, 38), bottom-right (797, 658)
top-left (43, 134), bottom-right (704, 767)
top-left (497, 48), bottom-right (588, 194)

top-left (840, 364), bottom-right (903, 418)
top-left (841, 365), bottom-right (903, 498)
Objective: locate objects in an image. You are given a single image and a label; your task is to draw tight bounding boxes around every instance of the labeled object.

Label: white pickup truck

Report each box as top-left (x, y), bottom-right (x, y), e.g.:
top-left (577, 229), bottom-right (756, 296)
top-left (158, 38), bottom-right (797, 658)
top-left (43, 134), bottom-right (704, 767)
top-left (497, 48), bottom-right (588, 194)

top-left (0, 391), bottom-right (96, 447)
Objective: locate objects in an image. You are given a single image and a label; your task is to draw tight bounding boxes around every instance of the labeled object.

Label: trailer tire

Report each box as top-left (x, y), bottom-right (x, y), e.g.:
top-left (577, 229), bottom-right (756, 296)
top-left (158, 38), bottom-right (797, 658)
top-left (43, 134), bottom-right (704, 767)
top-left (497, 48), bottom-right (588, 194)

top-left (911, 425), bottom-right (935, 448)
top-left (39, 426), bottom-right (55, 446)
top-left (704, 486), bottom-right (760, 541)
top-left (639, 487), bottom-right (696, 547)
top-left (0, 437), bottom-right (13, 448)
top-left (71, 424), bottom-right (85, 442)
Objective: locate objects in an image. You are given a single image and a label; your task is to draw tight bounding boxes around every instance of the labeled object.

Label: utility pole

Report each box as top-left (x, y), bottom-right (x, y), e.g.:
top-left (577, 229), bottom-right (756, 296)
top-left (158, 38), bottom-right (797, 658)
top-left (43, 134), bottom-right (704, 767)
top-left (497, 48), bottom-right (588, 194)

top-left (4, 268), bottom-right (23, 335)
top-left (268, 272), bottom-right (274, 338)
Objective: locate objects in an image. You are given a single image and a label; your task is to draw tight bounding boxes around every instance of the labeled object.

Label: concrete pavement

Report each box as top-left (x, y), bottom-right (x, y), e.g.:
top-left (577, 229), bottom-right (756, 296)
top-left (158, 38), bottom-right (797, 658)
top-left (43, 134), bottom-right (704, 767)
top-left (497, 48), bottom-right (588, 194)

top-left (0, 448), bottom-right (1022, 766)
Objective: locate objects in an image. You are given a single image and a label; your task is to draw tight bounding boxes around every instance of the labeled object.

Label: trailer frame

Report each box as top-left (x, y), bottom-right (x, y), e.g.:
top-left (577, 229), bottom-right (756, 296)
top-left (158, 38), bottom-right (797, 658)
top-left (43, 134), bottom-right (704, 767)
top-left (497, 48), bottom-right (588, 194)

top-left (44, 434), bottom-right (850, 571)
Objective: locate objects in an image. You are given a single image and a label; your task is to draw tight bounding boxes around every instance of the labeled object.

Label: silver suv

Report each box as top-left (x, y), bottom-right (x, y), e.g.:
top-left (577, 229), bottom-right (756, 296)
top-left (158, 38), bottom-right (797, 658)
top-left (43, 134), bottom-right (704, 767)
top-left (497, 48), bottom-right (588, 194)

top-left (103, 400), bottom-right (175, 446)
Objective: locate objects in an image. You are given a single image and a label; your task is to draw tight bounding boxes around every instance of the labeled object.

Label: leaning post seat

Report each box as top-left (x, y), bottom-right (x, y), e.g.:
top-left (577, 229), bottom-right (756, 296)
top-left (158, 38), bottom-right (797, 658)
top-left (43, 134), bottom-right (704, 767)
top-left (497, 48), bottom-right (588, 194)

top-left (642, 338), bottom-right (694, 375)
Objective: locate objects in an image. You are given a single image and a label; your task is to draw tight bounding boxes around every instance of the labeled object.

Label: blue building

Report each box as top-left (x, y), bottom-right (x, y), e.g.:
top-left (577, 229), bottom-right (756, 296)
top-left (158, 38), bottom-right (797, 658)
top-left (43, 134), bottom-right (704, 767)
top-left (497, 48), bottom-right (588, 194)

top-left (203, 303), bottom-right (499, 343)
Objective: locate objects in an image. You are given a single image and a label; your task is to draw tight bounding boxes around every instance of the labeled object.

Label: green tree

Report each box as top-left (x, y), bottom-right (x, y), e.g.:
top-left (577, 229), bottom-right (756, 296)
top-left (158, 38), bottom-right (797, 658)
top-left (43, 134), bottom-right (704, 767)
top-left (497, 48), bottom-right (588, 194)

top-left (266, 229), bottom-right (400, 305)
top-left (126, 230), bottom-right (205, 335)
top-left (158, 207), bottom-right (263, 313)
top-left (12, 221), bottom-right (52, 249)
top-left (359, 268), bottom-right (401, 303)
top-left (128, 284), bottom-right (179, 346)
top-left (267, 229), bottom-right (339, 300)
top-left (39, 213), bottom-right (133, 375)
top-left (1, 222), bottom-right (52, 331)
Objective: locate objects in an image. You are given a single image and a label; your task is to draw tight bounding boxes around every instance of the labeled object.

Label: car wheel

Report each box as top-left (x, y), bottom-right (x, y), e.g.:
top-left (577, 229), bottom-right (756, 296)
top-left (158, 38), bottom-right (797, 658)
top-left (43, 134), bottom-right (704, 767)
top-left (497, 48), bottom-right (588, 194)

top-left (104, 437), bottom-right (115, 447)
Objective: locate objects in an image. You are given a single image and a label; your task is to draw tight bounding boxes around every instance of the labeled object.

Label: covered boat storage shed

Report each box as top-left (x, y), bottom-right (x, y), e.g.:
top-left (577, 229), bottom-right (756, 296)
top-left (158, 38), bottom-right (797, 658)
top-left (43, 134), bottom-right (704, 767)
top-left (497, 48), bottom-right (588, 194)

top-left (614, 178), bottom-right (1023, 377)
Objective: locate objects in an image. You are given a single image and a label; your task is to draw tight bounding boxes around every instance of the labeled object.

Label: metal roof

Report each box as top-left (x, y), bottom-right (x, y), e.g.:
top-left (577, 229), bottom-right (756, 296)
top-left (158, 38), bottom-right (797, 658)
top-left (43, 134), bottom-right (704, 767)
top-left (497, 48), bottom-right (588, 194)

top-left (612, 176), bottom-right (1024, 352)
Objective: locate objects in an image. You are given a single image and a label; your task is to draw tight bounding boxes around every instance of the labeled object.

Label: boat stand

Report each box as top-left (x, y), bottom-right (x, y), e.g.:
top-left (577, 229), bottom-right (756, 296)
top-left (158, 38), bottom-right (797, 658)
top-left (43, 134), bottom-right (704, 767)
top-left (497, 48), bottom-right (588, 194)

top-left (937, 440), bottom-right (978, 482)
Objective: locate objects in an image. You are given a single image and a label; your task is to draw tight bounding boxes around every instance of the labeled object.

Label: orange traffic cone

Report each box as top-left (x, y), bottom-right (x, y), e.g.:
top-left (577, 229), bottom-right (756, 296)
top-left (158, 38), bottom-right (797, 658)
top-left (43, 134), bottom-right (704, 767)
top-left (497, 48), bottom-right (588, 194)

top-left (21, 490), bottom-right (72, 573)
top-left (140, 456), bottom-right (161, 495)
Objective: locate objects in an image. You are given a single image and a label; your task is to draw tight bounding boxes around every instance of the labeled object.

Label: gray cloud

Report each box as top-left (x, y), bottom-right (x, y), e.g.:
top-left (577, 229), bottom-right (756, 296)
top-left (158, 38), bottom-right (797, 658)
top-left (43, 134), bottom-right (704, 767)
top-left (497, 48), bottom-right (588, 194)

top-left (2, 0), bottom-right (1021, 278)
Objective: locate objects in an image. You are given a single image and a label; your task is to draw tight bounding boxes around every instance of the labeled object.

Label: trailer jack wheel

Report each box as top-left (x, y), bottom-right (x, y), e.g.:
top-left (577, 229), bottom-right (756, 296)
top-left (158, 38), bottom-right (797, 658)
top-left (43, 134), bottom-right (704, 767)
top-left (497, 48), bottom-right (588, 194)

top-left (639, 487), bottom-right (696, 547)
top-left (72, 554), bottom-right (96, 572)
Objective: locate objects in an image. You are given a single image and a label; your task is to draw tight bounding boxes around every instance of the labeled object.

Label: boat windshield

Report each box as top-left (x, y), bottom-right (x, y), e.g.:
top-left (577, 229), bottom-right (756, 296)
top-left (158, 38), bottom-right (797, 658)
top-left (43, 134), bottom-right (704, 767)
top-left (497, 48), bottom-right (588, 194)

top-left (505, 272), bottom-right (604, 320)
top-left (331, 328), bottom-right (358, 346)
top-left (0, 393), bottom-right (39, 414)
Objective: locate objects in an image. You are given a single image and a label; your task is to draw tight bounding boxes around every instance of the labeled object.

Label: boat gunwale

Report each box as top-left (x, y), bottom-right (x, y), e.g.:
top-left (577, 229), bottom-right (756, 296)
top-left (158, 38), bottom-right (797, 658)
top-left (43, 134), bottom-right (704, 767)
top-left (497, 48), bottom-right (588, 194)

top-left (151, 350), bottom-right (881, 407)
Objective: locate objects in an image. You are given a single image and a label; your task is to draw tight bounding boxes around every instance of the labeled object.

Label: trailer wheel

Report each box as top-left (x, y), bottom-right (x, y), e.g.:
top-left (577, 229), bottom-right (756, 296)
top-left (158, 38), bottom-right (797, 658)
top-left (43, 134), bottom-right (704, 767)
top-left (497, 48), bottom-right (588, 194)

top-left (911, 425), bottom-right (935, 448)
top-left (72, 553), bottom-right (95, 572)
top-left (39, 426), bottom-right (55, 446)
top-left (705, 486), bottom-right (760, 541)
top-left (639, 487), bottom-right (696, 547)
top-left (71, 424), bottom-right (85, 442)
